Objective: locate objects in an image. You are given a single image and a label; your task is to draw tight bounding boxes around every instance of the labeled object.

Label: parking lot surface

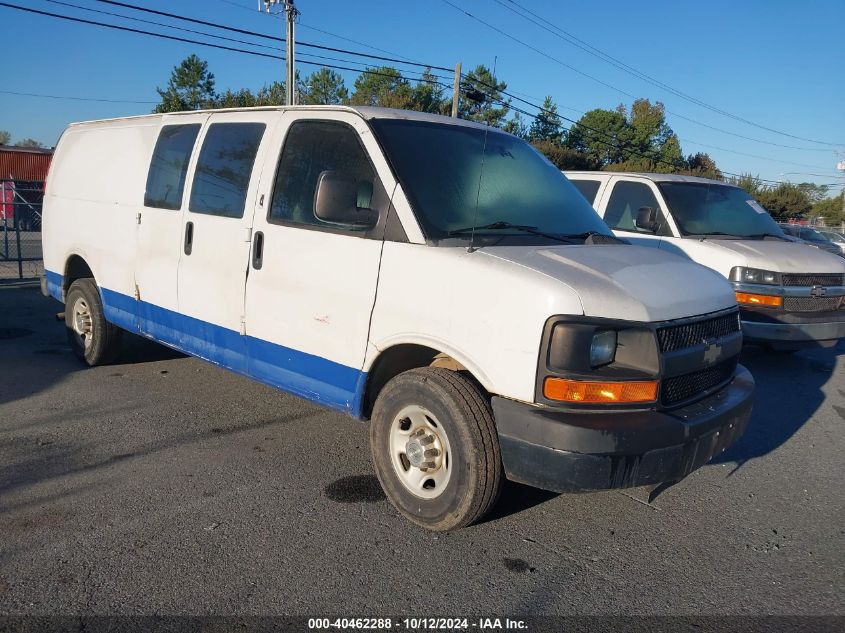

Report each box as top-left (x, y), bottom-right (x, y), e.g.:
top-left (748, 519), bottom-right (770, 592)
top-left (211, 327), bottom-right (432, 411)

top-left (0, 286), bottom-right (843, 616)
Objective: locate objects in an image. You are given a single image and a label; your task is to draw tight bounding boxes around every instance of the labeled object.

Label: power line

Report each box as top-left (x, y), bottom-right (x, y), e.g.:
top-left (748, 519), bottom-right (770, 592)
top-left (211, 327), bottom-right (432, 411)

top-left (212, 0), bottom-right (423, 65)
top-left (92, 0), bottom-right (454, 72)
top-left (441, 0), bottom-right (843, 151)
top-left (494, 0), bottom-right (843, 149)
top-left (0, 88), bottom-right (156, 104)
top-left (5, 2), bottom-right (836, 189)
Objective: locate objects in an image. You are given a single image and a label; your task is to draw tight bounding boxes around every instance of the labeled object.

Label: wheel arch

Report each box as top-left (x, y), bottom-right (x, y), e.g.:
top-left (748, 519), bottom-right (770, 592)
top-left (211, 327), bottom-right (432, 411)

top-left (63, 253), bottom-right (96, 297)
top-left (361, 340), bottom-right (493, 420)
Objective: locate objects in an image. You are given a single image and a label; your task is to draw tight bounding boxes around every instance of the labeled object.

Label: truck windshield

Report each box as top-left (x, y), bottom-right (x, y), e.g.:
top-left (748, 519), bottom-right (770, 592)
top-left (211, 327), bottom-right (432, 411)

top-left (369, 119), bottom-right (612, 243)
top-left (658, 182), bottom-right (786, 239)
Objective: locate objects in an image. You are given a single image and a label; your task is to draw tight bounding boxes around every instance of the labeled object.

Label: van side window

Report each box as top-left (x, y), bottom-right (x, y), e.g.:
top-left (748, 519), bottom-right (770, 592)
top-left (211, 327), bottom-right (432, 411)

top-left (269, 120), bottom-right (376, 231)
top-left (189, 122), bottom-right (266, 219)
top-left (144, 124), bottom-right (201, 210)
top-left (571, 179), bottom-right (601, 205)
top-left (604, 181), bottom-right (668, 235)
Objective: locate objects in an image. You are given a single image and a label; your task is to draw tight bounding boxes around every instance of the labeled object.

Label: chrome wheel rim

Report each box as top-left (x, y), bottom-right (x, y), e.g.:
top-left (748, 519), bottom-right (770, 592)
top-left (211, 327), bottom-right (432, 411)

top-left (71, 297), bottom-right (93, 351)
top-left (389, 405), bottom-right (452, 499)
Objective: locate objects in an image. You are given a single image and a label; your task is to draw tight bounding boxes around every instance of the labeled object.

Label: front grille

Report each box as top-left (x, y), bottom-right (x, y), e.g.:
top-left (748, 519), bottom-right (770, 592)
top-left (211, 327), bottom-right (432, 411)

top-left (657, 311), bottom-right (741, 353)
top-left (662, 357), bottom-right (738, 407)
top-left (782, 273), bottom-right (843, 287)
top-left (783, 296), bottom-right (843, 312)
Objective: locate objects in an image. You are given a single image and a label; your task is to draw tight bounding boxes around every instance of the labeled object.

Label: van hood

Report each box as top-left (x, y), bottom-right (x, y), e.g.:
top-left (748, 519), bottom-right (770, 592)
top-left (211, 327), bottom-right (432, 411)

top-left (675, 238), bottom-right (845, 277)
top-left (481, 244), bottom-right (734, 322)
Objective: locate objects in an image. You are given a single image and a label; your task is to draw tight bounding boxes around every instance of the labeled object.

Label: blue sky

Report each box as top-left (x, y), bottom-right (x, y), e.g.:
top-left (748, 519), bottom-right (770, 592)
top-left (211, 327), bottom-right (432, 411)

top-left (2, 0), bottom-right (843, 192)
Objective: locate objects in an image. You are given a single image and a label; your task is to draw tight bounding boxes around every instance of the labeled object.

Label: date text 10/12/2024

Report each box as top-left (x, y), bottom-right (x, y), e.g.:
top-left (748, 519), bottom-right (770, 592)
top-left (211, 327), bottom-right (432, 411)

top-left (308, 618), bottom-right (528, 630)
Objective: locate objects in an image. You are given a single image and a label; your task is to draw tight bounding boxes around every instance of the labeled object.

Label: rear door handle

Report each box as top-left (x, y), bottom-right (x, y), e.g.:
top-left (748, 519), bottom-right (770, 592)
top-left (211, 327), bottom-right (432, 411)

top-left (184, 221), bottom-right (194, 255)
top-left (252, 231), bottom-right (264, 270)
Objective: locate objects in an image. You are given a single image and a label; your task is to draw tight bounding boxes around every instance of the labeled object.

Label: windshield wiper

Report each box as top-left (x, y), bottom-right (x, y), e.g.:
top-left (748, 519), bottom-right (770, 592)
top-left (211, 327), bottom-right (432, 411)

top-left (448, 221), bottom-right (574, 243)
top-left (744, 232), bottom-right (787, 240)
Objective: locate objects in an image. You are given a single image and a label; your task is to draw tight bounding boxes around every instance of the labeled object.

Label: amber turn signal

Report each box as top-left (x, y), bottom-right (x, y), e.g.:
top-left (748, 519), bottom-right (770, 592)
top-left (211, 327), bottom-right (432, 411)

top-left (543, 377), bottom-right (659, 404)
top-left (735, 292), bottom-right (782, 308)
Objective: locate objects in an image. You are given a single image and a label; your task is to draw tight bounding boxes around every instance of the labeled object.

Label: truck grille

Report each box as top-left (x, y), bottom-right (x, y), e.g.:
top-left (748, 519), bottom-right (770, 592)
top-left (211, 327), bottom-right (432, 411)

top-left (783, 296), bottom-right (843, 312)
top-left (782, 273), bottom-right (843, 287)
top-left (662, 357), bottom-right (738, 407)
top-left (657, 311), bottom-right (741, 353)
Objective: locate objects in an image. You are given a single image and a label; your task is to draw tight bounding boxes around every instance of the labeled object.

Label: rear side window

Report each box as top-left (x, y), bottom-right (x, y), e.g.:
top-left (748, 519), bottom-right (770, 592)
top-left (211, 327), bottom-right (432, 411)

top-left (144, 124), bottom-right (200, 210)
top-left (269, 120), bottom-right (376, 230)
top-left (189, 122), bottom-right (266, 219)
top-left (604, 181), bottom-right (666, 234)
top-left (570, 179), bottom-right (601, 205)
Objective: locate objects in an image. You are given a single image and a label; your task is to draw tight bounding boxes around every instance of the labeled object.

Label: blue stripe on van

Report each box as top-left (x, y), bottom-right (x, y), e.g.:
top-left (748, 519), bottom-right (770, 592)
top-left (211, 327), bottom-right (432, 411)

top-left (49, 271), bottom-right (366, 416)
top-left (45, 270), bottom-right (63, 301)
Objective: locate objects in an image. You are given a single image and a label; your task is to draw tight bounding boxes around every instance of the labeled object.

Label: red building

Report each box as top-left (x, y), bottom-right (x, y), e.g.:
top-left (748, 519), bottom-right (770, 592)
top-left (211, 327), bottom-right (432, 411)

top-left (0, 145), bottom-right (53, 226)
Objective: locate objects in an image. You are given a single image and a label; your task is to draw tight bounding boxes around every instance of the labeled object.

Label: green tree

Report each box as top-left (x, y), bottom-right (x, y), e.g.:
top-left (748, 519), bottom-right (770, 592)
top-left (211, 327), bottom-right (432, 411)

top-left (350, 66), bottom-right (412, 109)
top-left (810, 192), bottom-right (844, 226)
top-left (796, 182), bottom-right (828, 205)
top-left (528, 96), bottom-right (563, 143)
top-left (729, 173), bottom-right (763, 197)
top-left (458, 65), bottom-right (509, 127)
top-left (301, 68), bottom-right (348, 105)
top-left (15, 138), bottom-right (43, 148)
top-left (0, 130), bottom-right (10, 145)
top-left (256, 81), bottom-right (286, 106)
top-left (566, 108), bottom-right (632, 166)
top-left (756, 183), bottom-right (812, 220)
top-left (155, 54), bottom-right (216, 113)
top-left (682, 152), bottom-right (722, 180)
top-left (532, 140), bottom-right (598, 170)
top-left (502, 112), bottom-right (529, 139)
top-left (410, 68), bottom-right (447, 114)
top-left (214, 88), bottom-right (258, 109)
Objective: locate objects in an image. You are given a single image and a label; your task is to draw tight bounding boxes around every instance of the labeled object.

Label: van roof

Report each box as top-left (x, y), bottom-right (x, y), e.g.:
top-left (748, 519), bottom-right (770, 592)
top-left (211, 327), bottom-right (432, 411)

top-left (66, 105), bottom-right (493, 132)
top-left (564, 171), bottom-right (735, 187)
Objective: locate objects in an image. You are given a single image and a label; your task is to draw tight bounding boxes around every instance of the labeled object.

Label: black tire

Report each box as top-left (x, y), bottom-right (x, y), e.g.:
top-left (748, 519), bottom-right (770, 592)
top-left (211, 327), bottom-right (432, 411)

top-left (370, 367), bottom-right (503, 531)
top-left (65, 278), bottom-right (122, 366)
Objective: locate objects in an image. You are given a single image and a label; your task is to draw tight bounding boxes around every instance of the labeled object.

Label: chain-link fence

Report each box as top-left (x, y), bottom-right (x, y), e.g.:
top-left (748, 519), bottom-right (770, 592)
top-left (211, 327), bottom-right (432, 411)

top-left (1, 180), bottom-right (44, 281)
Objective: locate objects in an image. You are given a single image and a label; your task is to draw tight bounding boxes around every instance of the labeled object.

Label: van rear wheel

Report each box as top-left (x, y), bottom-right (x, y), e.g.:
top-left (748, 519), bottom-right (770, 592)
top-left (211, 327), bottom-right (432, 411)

top-left (65, 278), bottom-right (122, 366)
top-left (370, 367), bottom-right (503, 531)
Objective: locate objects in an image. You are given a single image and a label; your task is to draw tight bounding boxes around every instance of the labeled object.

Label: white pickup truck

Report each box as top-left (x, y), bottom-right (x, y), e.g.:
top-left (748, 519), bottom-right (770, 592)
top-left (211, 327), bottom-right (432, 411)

top-left (567, 172), bottom-right (845, 350)
top-left (41, 107), bottom-right (754, 530)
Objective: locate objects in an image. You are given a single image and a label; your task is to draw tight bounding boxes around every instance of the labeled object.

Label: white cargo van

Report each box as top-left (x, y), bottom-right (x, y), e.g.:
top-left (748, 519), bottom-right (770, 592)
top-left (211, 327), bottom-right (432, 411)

top-left (42, 107), bottom-right (754, 530)
top-left (567, 172), bottom-right (845, 350)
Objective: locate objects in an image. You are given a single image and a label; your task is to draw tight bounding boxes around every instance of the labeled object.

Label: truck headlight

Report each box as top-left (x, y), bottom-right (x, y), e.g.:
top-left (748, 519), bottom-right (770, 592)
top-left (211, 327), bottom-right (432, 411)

top-left (729, 266), bottom-right (781, 285)
top-left (590, 330), bottom-right (617, 368)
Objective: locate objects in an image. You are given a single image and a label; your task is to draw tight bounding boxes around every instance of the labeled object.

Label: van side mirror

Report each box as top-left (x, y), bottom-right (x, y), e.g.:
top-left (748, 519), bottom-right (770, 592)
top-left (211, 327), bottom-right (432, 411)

top-left (314, 171), bottom-right (378, 228)
top-left (635, 206), bottom-right (659, 233)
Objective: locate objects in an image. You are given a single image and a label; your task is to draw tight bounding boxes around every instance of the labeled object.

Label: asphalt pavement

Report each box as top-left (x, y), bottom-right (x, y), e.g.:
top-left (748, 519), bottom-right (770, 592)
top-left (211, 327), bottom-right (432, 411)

top-left (0, 286), bottom-right (842, 618)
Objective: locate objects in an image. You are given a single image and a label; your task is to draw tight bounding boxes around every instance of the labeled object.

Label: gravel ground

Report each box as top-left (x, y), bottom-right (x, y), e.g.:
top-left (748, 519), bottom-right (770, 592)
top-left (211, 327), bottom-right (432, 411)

top-left (0, 286), bottom-right (843, 619)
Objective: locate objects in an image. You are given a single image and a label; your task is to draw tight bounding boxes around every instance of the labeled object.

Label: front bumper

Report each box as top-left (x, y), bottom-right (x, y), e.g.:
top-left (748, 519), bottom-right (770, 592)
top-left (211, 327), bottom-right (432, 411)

top-left (492, 366), bottom-right (754, 493)
top-left (740, 307), bottom-right (845, 347)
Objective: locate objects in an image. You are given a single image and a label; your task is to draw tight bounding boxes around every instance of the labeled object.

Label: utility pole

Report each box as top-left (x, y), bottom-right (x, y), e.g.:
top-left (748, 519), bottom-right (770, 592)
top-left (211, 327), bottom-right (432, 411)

top-left (451, 62), bottom-right (461, 118)
top-left (284, 0), bottom-right (298, 106)
top-left (261, 0), bottom-right (299, 105)
top-left (838, 161), bottom-right (845, 231)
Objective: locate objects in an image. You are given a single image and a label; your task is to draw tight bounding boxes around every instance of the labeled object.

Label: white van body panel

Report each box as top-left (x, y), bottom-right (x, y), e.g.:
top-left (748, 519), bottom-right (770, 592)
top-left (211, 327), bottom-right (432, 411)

top-left (660, 237), bottom-right (845, 278)
top-left (484, 244), bottom-right (732, 322)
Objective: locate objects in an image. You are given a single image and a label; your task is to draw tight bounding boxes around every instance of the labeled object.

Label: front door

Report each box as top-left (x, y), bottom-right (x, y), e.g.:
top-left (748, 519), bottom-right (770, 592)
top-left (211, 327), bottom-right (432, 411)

top-left (243, 111), bottom-right (397, 414)
top-left (175, 111), bottom-right (276, 372)
top-left (599, 178), bottom-right (672, 248)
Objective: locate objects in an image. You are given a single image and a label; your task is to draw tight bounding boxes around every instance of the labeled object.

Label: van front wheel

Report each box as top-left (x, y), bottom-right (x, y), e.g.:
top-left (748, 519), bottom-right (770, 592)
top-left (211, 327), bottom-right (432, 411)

top-left (65, 278), bottom-right (122, 366)
top-left (370, 368), bottom-right (503, 531)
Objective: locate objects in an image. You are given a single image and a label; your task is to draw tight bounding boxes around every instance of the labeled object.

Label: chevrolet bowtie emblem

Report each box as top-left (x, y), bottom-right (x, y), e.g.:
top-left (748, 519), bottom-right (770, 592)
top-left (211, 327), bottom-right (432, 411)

top-left (810, 285), bottom-right (827, 298)
top-left (703, 337), bottom-right (722, 365)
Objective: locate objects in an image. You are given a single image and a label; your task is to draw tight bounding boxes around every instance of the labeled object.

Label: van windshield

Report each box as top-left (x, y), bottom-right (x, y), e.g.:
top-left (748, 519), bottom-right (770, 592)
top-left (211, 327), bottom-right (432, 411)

top-left (658, 182), bottom-right (786, 239)
top-left (369, 119), bottom-right (613, 243)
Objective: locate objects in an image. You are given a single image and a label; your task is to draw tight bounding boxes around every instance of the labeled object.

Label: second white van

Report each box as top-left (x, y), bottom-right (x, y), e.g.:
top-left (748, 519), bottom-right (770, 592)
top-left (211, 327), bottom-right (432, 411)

top-left (567, 172), bottom-right (845, 350)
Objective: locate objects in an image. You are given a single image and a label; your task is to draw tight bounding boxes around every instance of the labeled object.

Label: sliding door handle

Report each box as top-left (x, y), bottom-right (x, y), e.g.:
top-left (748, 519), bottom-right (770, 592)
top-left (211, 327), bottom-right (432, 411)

top-left (252, 231), bottom-right (264, 270)
top-left (184, 221), bottom-right (194, 255)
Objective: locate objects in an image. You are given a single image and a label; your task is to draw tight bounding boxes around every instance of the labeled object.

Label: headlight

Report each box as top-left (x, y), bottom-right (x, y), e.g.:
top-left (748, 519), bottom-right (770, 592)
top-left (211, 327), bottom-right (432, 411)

top-left (590, 330), bottom-right (617, 367)
top-left (729, 266), bottom-right (781, 285)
